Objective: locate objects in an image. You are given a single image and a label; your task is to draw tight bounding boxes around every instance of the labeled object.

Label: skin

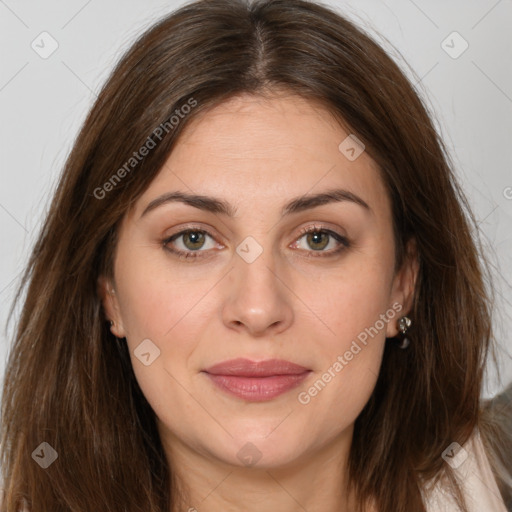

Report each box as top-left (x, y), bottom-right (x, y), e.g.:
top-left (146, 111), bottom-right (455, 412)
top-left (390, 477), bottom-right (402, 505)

top-left (99, 91), bottom-right (418, 512)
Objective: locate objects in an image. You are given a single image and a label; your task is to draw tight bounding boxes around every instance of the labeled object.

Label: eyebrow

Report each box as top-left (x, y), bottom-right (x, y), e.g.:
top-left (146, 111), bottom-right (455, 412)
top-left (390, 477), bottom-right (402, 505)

top-left (140, 187), bottom-right (371, 219)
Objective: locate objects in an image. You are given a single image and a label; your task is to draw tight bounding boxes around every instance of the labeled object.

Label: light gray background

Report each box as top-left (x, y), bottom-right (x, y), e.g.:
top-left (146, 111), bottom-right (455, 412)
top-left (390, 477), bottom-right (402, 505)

top-left (1, 0), bottom-right (511, 399)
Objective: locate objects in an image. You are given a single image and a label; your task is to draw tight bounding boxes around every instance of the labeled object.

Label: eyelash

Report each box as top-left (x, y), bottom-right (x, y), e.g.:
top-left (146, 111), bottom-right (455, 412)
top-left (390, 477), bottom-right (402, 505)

top-left (161, 224), bottom-right (350, 261)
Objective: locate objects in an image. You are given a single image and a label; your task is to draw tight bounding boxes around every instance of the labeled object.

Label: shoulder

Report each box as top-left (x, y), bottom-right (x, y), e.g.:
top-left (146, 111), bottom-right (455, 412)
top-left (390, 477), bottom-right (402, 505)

top-left (422, 428), bottom-right (509, 512)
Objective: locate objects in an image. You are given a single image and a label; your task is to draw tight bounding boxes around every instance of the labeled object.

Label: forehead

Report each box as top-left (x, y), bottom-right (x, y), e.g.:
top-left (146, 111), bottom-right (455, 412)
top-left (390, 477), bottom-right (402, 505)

top-left (130, 93), bottom-right (390, 221)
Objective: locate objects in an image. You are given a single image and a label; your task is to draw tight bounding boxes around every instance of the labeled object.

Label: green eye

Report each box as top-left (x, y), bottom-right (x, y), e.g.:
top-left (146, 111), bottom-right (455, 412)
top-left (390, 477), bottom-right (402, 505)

top-left (162, 225), bottom-right (350, 261)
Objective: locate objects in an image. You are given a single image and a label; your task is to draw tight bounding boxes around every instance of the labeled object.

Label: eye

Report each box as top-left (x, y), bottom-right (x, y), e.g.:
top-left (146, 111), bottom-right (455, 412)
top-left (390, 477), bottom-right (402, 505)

top-left (291, 225), bottom-right (350, 257)
top-left (162, 228), bottom-right (219, 260)
top-left (162, 224), bottom-right (350, 261)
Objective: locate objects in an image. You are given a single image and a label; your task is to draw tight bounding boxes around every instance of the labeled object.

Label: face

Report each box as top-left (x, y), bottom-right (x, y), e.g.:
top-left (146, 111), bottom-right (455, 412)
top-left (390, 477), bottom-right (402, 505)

top-left (99, 92), bottom-right (417, 473)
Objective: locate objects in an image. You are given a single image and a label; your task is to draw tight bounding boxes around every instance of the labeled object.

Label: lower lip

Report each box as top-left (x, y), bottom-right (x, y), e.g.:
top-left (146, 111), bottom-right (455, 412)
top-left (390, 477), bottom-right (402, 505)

top-left (204, 372), bottom-right (311, 401)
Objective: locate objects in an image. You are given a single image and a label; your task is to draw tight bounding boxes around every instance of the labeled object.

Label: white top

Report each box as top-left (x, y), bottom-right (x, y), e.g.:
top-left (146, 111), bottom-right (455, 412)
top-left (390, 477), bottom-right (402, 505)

top-left (422, 428), bottom-right (508, 511)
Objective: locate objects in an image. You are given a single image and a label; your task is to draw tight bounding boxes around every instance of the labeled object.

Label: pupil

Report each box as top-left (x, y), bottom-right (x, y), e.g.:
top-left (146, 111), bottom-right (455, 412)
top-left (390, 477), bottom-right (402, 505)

top-left (308, 231), bottom-right (327, 250)
top-left (186, 231), bottom-right (204, 249)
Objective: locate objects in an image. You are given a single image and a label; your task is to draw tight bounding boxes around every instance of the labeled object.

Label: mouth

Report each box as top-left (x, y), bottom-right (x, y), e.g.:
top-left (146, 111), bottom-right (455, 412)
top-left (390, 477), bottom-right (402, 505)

top-left (202, 358), bottom-right (312, 402)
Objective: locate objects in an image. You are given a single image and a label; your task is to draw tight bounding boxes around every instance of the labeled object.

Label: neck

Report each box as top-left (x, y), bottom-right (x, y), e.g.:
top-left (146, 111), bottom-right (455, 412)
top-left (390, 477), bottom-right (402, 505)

top-left (163, 425), bottom-right (362, 512)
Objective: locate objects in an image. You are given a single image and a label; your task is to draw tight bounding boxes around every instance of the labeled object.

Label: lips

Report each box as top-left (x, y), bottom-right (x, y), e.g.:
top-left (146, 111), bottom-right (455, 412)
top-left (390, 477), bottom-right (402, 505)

top-left (204, 358), bottom-right (310, 376)
top-left (202, 358), bottom-right (311, 401)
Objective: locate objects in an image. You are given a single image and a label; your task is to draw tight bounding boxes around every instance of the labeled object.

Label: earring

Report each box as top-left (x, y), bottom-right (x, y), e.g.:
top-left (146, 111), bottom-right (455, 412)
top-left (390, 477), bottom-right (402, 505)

top-left (397, 316), bottom-right (411, 349)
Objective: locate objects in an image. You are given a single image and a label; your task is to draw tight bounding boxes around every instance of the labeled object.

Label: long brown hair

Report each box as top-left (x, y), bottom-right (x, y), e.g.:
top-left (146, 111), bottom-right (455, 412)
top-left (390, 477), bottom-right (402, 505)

top-left (1, 0), bottom-right (507, 510)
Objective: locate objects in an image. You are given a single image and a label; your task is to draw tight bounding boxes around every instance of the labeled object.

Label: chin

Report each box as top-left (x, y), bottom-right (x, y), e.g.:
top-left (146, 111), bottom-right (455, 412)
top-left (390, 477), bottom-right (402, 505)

top-left (213, 428), bottom-right (308, 469)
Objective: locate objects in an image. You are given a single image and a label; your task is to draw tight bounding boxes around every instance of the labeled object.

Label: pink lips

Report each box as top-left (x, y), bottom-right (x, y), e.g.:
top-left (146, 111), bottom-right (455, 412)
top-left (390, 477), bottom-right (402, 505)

top-left (202, 358), bottom-right (311, 402)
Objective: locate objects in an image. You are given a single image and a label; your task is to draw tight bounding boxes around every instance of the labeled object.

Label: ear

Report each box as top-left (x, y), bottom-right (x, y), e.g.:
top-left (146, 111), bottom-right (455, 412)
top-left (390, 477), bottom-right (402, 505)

top-left (386, 238), bottom-right (419, 338)
top-left (97, 275), bottom-right (126, 338)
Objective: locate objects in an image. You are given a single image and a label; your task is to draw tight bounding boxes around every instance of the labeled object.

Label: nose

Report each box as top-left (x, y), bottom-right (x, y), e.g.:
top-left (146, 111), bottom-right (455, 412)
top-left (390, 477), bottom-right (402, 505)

top-left (221, 240), bottom-right (294, 337)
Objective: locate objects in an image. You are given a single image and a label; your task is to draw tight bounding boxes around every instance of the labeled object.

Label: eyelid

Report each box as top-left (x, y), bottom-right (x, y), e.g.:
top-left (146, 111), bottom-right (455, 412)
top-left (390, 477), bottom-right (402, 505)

top-left (162, 223), bottom-right (224, 244)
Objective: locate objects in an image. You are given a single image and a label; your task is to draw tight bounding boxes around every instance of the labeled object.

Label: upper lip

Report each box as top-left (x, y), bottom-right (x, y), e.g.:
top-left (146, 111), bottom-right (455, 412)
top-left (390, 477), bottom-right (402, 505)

top-left (203, 358), bottom-right (310, 377)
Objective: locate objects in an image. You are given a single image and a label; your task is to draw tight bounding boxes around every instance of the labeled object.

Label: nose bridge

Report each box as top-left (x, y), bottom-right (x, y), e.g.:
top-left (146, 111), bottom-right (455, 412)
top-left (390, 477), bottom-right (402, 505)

top-left (222, 233), bottom-right (293, 335)
top-left (234, 233), bottom-right (281, 296)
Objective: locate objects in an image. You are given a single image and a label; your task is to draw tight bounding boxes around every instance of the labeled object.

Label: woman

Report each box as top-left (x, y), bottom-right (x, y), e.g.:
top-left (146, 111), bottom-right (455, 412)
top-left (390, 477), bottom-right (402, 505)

top-left (1, 0), bottom-right (510, 510)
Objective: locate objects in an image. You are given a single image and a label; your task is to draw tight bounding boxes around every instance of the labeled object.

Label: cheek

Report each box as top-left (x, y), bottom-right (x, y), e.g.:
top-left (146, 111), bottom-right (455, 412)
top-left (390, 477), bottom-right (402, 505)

top-left (294, 259), bottom-right (393, 411)
top-left (294, 278), bottom-right (391, 441)
top-left (114, 251), bottom-right (221, 392)
top-left (115, 268), bottom-right (210, 420)
top-left (115, 247), bottom-right (212, 342)
top-left (308, 258), bottom-right (394, 349)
